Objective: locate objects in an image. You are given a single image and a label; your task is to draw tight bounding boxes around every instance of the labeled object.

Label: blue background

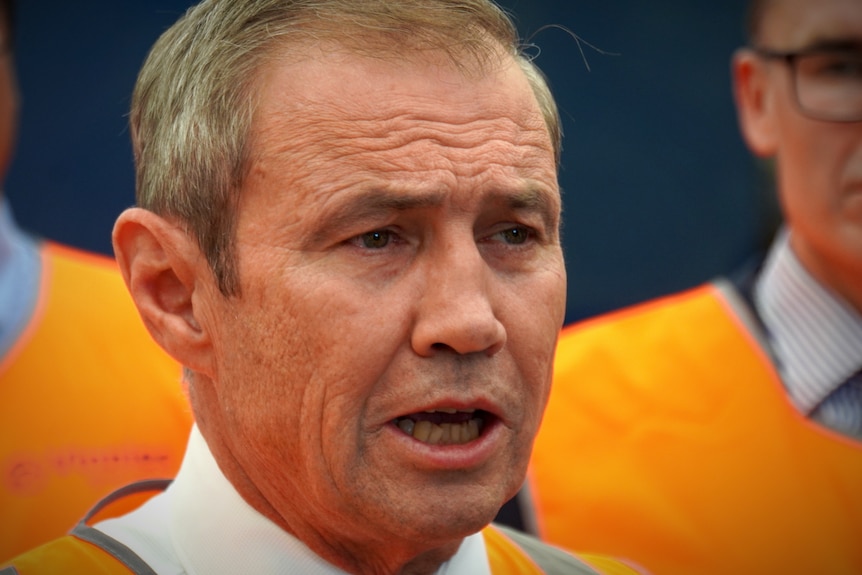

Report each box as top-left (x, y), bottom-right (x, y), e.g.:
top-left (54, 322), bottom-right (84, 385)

top-left (5, 1), bottom-right (776, 324)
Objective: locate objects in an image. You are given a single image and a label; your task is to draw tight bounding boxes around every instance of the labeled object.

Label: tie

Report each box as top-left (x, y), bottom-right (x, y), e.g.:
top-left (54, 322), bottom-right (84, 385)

top-left (811, 369), bottom-right (862, 439)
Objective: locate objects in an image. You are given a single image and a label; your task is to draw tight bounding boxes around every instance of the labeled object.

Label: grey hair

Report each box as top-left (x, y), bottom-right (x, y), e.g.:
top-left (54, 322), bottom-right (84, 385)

top-left (131, 0), bottom-right (561, 296)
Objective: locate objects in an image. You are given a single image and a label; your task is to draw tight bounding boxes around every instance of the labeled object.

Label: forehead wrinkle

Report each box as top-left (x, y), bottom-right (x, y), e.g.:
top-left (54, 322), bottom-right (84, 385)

top-left (254, 119), bottom-right (552, 198)
top-left (250, 42), bottom-right (552, 157)
top-left (306, 113), bottom-right (542, 151)
top-left (249, 105), bottom-right (556, 229)
top-left (260, 73), bottom-right (548, 144)
top-left (251, 89), bottom-right (554, 168)
top-left (290, 116), bottom-right (552, 181)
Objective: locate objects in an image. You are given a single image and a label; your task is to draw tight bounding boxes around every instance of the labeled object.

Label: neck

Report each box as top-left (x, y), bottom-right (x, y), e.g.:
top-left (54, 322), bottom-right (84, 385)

top-left (192, 383), bottom-right (465, 575)
top-left (321, 539), bottom-right (462, 575)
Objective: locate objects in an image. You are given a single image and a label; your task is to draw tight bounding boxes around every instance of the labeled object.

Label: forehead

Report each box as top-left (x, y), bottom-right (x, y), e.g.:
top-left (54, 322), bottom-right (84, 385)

top-left (242, 45), bottom-right (556, 210)
top-left (759, 0), bottom-right (862, 46)
top-left (251, 45), bottom-right (550, 154)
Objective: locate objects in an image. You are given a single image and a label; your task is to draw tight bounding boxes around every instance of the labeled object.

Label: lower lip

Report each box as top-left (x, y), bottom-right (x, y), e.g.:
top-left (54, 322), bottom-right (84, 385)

top-left (384, 418), bottom-right (505, 470)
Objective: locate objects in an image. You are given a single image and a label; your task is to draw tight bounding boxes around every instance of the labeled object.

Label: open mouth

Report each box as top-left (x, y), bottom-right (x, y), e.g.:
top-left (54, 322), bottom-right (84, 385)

top-left (392, 409), bottom-right (490, 445)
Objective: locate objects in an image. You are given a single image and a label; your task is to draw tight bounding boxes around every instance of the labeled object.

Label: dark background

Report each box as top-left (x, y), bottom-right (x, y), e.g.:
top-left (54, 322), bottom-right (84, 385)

top-left (5, 1), bottom-right (776, 325)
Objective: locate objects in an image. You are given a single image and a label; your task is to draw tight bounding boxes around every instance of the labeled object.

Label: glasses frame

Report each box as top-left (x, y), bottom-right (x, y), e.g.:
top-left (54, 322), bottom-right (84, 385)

top-left (751, 45), bottom-right (862, 123)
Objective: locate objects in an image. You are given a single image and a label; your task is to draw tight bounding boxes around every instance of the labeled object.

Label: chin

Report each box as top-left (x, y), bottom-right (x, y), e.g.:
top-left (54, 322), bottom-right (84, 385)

top-left (404, 485), bottom-right (509, 539)
top-left (396, 510), bottom-right (495, 546)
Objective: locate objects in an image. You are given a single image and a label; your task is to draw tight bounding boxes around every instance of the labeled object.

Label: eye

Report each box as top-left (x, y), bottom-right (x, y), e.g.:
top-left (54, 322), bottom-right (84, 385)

top-left (824, 56), bottom-right (862, 77)
top-left (497, 226), bottom-right (532, 245)
top-left (806, 51), bottom-right (862, 79)
top-left (358, 230), bottom-right (392, 249)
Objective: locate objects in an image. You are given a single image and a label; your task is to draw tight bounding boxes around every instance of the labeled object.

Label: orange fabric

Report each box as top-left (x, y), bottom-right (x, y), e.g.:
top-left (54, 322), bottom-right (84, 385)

top-left (484, 525), bottom-right (642, 574)
top-left (528, 283), bottom-right (862, 575)
top-left (4, 523), bottom-right (631, 575)
top-left (577, 553), bottom-right (647, 575)
top-left (0, 242), bottom-right (193, 562)
top-left (3, 534), bottom-right (132, 575)
top-left (483, 525), bottom-right (546, 574)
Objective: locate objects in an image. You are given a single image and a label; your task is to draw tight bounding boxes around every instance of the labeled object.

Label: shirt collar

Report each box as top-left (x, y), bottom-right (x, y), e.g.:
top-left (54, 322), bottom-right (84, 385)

top-left (754, 228), bottom-right (862, 413)
top-left (121, 425), bottom-right (492, 575)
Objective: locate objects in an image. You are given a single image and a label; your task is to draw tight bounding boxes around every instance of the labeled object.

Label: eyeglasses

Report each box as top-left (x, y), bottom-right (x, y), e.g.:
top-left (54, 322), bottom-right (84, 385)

top-left (752, 46), bottom-right (862, 123)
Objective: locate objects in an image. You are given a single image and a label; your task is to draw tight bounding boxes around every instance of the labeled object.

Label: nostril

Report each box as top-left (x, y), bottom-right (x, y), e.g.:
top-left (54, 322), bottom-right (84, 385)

top-left (430, 342), bottom-right (454, 352)
top-left (485, 339), bottom-right (505, 357)
top-left (426, 340), bottom-right (504, 357)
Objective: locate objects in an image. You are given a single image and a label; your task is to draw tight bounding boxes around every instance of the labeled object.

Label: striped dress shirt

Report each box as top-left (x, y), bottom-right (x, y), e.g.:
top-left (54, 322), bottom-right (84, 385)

top-left (754, 229), bottom-right (862, 437)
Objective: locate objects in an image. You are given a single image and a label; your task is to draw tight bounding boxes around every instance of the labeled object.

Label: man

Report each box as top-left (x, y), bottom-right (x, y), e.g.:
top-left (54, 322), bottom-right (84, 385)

top-left (2, 1), bottom-right (642, 573)
top-left (507, 0), bottom-right (862, 573)
top-left (0, 0), bottom-right (192, 561)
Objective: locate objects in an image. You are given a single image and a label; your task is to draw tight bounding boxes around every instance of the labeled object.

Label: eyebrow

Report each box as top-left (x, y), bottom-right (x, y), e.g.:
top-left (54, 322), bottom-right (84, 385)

top-left (305, 189), bottom-right (446, 247)
top-left (497, 189), bottom-right (545, 209)
top-left (306, 186), bottom-right (559, 247)
top-left (487, 188), bottom-right (559, 233)
top-left (798, 38), bottom-right (862, 53)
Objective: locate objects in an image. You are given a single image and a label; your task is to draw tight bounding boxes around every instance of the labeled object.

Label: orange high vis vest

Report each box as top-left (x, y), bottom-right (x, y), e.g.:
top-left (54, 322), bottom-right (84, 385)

top-left (0, 241), bottom-right (193, 562)
top-left (527, 281), bottom-right (862, 575)
top-left (3, 523), bottom-right (640, 575)
top-left (2, 481), bottom-right (641, 575)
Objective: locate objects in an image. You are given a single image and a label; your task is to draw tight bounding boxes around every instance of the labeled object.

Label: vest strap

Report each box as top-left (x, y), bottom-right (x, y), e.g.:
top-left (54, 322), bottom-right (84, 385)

top-left (488, 523), bottom-right (611, 574)
top-left (70, 524), bottom-right (158, 575)
top-left (79, 478), bottom-right (172, 524)
top-left (68, 478), bottom-right (173, 575)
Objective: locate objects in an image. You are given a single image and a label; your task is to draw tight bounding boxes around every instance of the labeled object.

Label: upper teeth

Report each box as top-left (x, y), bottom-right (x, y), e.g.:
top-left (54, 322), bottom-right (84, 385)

top-left (395, 411), bottom-right (484, 445)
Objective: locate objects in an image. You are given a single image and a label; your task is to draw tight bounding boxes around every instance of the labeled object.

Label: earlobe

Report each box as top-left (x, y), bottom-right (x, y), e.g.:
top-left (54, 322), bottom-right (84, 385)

top-left (112, 207), bottom-right (215, 377)
top-left (732, 48), bottom-right (778, 157)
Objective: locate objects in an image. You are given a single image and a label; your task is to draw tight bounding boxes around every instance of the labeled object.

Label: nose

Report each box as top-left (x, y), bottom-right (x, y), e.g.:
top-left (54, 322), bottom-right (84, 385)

top-left (410, 241), bottom-right (507, 357)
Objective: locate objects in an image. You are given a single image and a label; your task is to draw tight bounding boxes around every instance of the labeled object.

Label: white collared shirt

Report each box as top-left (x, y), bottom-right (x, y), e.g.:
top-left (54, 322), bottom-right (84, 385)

top-left (754, 228), bottom-right (862, 415)
top-left (96, 425), bottom-right (493, 575)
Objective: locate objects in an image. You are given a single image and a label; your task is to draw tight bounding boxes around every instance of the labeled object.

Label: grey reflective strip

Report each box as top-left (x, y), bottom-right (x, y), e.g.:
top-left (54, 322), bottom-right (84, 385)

top-left (80, 478), bottom-right (172, 524)
top-left (71, 524), bottom-right (158, 575)
top-left (491, 523), bottom-right (603, 575)
top-left (0, 567), bottom-right (19, 574)
top-left (62, 477), bottom-right (172, 575)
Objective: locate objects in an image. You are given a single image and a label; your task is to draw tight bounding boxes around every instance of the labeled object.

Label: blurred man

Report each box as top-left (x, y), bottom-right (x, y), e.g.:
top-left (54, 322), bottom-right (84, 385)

top-left (3, 0), bottom-right (643, 573)
top-left (507, 0), bottom-right (862, 573)
top-left (0, 0), bottom-right (192, 561)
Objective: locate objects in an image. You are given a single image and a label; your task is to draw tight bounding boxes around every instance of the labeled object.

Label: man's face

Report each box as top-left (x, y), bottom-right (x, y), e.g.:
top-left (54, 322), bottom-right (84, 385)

top-left (197, 47), bottom-right (565, 549)
top-left (748, 0), bottom-right (862, 307)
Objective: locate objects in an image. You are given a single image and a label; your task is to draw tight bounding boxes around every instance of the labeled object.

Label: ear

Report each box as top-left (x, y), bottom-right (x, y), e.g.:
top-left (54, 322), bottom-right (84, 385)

top-left (112, 207), bottom-right (215, 378)
top-left (732, 48), bottom-right (778, 158)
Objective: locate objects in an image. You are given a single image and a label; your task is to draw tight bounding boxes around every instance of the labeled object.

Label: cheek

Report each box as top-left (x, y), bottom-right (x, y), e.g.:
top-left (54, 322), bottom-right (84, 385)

top-left (214, 303), bottom-right (351, 491)
top-left (522, 262), bottom-right (567, 341)
top-left (776, 122), bottom-right (851, 209)
top-left (208, 272), bottom-right (324, 421)
top-left (238, 277), bottom-right (397, 431)
top-left (506, 267), bottom-right (567, 412)
top-left (779, 151), bottom-right (834, 227)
